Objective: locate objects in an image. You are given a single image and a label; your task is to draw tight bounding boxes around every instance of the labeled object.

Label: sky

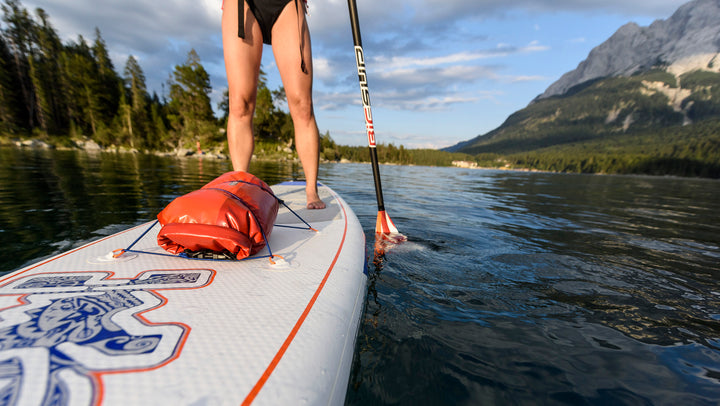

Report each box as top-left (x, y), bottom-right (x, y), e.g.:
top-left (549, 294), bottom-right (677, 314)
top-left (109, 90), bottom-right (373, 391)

top-left (19, 0), bottom-right (691, 149)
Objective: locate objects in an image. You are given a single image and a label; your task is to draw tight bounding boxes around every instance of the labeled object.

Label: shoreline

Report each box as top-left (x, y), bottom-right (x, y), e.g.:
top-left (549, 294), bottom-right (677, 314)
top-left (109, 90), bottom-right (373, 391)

top-left (0, 139), bottom-right (557, 175)
top-left (2, 136), bottom-right (232, 160)
top-left (3, 136), bottom-right (717, 180)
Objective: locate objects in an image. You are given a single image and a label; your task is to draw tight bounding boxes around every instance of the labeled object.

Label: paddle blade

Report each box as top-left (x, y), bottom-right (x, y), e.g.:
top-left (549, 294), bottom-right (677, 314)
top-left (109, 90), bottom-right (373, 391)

top-left (375, 210), bottom-right (405, 239)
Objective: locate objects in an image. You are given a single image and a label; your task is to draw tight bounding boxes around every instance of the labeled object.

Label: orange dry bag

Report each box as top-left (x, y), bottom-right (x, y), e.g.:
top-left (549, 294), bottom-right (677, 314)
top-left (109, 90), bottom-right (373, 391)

top-left (156, 171), bottom-right (279, 259)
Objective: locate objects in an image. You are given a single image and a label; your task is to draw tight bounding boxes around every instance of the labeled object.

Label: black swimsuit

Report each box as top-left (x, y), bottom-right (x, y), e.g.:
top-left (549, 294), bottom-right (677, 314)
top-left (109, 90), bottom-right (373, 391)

top-left (229, 0), bottom-right (308, 73)
top-left (238, 0), bottom-right (296, 45)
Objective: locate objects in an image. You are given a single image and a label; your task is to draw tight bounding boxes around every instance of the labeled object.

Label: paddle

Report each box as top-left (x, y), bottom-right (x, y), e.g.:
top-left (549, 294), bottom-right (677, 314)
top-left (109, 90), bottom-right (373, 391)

top-left (347, 0), bottom-right (405, 242)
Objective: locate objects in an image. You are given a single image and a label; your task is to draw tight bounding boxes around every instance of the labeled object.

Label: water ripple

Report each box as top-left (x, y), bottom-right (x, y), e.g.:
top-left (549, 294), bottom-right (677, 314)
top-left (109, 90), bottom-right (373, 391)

top-left (2, 152), bottom-right (719, 404)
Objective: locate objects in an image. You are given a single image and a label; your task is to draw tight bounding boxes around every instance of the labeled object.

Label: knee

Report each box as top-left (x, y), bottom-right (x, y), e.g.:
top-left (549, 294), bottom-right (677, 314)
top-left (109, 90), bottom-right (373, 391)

top-left (228, 97), bottom-right (255, 122)
top-left (287, 94), bottom-right (314, 123)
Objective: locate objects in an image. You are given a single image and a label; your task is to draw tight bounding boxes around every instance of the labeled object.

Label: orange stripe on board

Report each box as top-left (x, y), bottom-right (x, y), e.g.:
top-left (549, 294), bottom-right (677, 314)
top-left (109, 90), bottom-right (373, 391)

top-left (242, 190), bottom-right (349, 405)
top-left (0, 222), bottom-right (153, 282)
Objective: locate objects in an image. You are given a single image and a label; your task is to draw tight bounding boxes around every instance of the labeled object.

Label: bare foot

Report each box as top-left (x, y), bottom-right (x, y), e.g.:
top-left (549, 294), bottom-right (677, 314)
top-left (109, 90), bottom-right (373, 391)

top-left (306, 185), bottom-right (325, 209)
top-left (307, 199), bottom-right (326, 210)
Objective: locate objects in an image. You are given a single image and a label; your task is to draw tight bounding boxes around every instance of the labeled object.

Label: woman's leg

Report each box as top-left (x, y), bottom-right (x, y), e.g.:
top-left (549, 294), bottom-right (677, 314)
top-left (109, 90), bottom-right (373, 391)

top-left (272, 2), bottom-right (325, 209)
top-left (222, 0), bottom-right (264, 171)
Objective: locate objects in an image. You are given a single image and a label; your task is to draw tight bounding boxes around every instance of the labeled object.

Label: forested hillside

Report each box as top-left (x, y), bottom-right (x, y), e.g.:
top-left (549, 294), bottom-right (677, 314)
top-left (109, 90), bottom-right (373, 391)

top-left (0, 0), bottom-right (477, 167)
top-left (449, 70), bottom-right (720, 177)
top-left (446, 0), bottom-right (720, 178)
top-left (0, 0), bottom-right (297, 153)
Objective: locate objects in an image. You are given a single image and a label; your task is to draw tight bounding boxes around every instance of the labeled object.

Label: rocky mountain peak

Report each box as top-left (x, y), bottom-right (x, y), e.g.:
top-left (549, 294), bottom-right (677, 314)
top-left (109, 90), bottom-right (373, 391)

top-left (537, 0), bottom-right (720, 100)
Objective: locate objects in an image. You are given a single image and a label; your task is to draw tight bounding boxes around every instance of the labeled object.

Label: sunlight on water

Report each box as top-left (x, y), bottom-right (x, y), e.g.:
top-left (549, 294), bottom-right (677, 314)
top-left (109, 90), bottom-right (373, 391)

top-left (342, 165), bottom-right (720, 405)
top-left (2, 147), bottom-right (719, 404)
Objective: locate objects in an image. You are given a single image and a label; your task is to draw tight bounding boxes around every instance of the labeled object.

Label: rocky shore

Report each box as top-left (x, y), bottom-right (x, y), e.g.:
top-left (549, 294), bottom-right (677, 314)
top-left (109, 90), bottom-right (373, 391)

top-left (4, 136), bottom-right (231, 160)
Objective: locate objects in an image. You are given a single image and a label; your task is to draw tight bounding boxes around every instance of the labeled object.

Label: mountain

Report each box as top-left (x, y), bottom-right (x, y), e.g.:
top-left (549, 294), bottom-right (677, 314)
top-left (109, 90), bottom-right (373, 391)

top-left (445, 0), bottom-right (720, 177)
top-left (538, 0), bottom-right (720, 100)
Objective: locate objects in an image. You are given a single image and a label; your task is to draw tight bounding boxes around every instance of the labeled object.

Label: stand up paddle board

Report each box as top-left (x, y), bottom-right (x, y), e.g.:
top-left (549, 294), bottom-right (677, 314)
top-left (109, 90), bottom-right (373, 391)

top-left (0, 181), bottom-right (367, 406)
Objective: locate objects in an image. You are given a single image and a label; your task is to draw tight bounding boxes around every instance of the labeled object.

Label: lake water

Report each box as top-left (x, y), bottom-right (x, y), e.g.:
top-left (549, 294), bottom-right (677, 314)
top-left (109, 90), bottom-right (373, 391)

top-left (1, 146), bottom-right (719, 405)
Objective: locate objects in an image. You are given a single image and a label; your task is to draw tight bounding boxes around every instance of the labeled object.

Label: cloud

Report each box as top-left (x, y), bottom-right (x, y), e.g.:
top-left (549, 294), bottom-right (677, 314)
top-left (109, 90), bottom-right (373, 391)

top-left (417, 0), bottom-right (688, 20)
top-left (372, 45), bottom-right (538, 72)
top-left (26, 0), bottom-right (219, 50)
top-left (15, 0), bottom-right (690, 144)
top-left (504, 75), bottom-right (547, 83)
top-left (384, 94), bottom-right (480, 112)
top-left (376, 64), bottom-right (496, 87)
top-left (522, 40), bottom-right (550, 53)
top-left (19, 0), bottom-right (685, 85)
top-left (348, 40), bottom-right (548, 112)
top-left (24, 0), bottom-right (222, 94)
top-left (315, 91), bottom-right (357, 111)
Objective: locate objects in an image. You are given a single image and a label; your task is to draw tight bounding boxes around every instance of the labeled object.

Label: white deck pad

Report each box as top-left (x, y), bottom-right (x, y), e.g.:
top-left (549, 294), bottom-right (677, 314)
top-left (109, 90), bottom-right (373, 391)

top-left (0, 182), bottom-right (368, 406)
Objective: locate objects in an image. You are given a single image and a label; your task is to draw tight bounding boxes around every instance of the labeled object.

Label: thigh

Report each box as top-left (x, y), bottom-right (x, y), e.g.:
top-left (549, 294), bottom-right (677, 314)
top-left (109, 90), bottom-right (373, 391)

top-left (271, 1), bottom-right (313, 107)
top-left (223, 0), bottom-right (264, 106)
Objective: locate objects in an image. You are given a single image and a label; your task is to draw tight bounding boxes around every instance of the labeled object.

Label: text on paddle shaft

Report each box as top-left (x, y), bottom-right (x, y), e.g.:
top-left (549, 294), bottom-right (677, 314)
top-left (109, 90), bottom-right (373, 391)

top-left (354, 46), bottom-right (376, 147)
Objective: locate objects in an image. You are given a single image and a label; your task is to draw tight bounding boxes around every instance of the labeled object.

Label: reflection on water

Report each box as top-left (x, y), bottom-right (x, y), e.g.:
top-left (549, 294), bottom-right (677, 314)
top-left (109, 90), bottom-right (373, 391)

top-left (344, 165), bottom-right (720, 405)
top-left (2, 147), bottom-right (720, 404)
top-left (0, 147), bottom-right (309, 272)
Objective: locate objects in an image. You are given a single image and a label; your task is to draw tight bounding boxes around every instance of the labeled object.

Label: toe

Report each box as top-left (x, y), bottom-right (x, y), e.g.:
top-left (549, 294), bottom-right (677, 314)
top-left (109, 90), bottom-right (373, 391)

top-left (307, 200), bottom-right (326, 210)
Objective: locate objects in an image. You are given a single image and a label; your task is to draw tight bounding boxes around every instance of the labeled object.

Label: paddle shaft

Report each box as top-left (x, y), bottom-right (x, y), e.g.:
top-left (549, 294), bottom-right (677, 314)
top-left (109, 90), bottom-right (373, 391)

top-left (347, 0), bottom-right (385, 212)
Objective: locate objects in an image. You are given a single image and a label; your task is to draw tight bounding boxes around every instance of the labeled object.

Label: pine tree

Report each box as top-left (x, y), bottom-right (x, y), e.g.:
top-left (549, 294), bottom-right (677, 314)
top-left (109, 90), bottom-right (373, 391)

top-left (218, 88), bottom-right (229, 123)
top-left (27, 55), bottom-right (49, 132)
top-left (148, 94), bottom-right (168, 150)
top-left (254, 82), bottom-right (275, 140)
top-left (31, 7), bottom-right (67, 134)
top-left (2, 0), bottom-right (36, 129)
top-left (62, 36), bottom-right (102, 136)
top-left (123, 55), bottom-right (149, 148)
top-left (116, 80), bottom-right (133, 146)
top-left (0, 33), bottom-right (22, 132)
top-left (92, 28), bottom-right (120, 126)
top-left (168, 49), bottom-right (214, 142)
top-left (169, 49), bottom-right (213, 121)
top-left (252, 69), bottom-right (292, 142)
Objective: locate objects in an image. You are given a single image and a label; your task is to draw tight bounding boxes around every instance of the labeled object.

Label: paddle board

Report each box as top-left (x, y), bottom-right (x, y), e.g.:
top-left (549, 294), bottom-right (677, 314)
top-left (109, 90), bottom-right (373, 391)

top-left (0, 181), bottom-right (367, 405)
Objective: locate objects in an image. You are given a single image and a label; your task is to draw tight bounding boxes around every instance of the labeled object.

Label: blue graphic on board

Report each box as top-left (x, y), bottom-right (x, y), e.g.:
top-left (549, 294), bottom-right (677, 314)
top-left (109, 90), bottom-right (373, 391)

top-left (0, 270), bottom-right (214, 406)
